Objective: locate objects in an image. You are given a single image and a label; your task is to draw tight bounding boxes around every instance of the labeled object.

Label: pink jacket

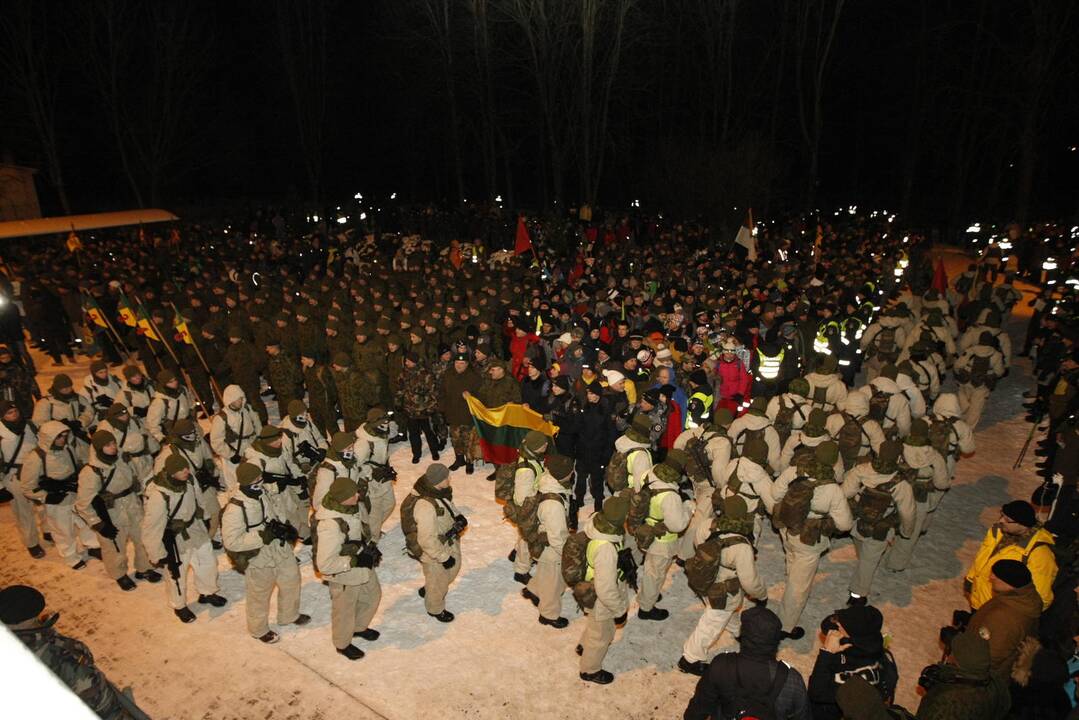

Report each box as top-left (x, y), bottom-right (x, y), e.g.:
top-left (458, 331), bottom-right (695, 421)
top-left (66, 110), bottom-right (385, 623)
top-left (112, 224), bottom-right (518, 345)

top-left (714, 357), bottom-right (752, 400)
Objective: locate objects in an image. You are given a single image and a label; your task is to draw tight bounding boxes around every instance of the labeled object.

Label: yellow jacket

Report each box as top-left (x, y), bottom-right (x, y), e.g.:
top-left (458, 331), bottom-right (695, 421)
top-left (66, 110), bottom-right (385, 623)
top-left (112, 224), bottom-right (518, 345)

top-left (965, 525), bottom-right (1056, 610)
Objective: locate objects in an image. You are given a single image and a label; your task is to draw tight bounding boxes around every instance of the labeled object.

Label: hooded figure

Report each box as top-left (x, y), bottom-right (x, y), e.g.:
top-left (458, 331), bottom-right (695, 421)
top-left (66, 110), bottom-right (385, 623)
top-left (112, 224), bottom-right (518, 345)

top-left (914, 631), bottom-right (1009, 720)
top-left (1, 399), bottom-right (43, 556)
top-left (209, 384), bottom-right (262, 491)
top-left (727, 397), bottom-right (782, 472)
top-left (928, 393), bottom-right (975, 477)
top-left (637, 449), bottom-right (695, 619)
top-left (245, 424), bottom-right (308, 542)
top-left (118, 365), bottom-right (154, 419)
top-left (140, 450), bottom-right (223, 622)
top-left (97, 401), bottom-right (158, 492)
top-left (805, 355), bottom-right (849, 412)
top-left (316, 475), bottom-right (382, 660)
top-left (354, 408), bottom-right (397, 541)
top-left (841, 440), bottom-right (917, 604)
top-left (808, 604), bottom-right (899, 720)
top-left (885, 419), bottom-right (951, 572)
top-left (683, 606), bottom-right (811, 720)
top-left (826, 392), bottom-right (886, 469)
top-left (523, 454), bottom-right (574, 626)
top-left (409, 464), bottom-right (464, 622)
top-left (578, 493), bottom-right (631, 684)
top-left (156, 417), bottom-right (224, 544)
top-left (81, 360), bottom-right (121, 423)
top-left (31, 374), bottom-right (92, 459)
top-left (717, 437), bottom-right (777, 535)
top-left (20, 420), bottom-right (97, 568)
top-left (280, 399), bottom-right (328, 473)
top-left (75, 428), bottom-right (156, 589)
top-left (673, 406), bottom-right (735, 562)
top-left (145, 368), bottom-right (193, 444)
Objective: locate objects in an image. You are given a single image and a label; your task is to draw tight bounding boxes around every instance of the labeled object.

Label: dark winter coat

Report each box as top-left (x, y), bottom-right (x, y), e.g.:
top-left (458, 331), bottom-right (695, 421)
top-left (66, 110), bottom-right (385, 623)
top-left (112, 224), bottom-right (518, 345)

top-left (440, 366), bottom-right (482, 426)
top-left (968, 583), bottom-right (1043, 680)
top-left (576, 397), bottom-right (615, 467)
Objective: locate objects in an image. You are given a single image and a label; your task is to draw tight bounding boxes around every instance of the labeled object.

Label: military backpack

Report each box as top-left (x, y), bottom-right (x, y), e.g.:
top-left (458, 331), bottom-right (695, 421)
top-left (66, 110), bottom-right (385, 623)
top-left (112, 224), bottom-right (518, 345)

top-left (605, 447), bottom-right (648, 492)
top-left (928, 416), bottom-right (959, 460)
top-left (224, 498), bottom-right (262, 574)
top-left (854, 479), bottom-right (899, 540)
top-left (514, 492), bottom-right (565, 559)
top-left (561, 530), bottom-right (598, 610)
top-left (684, 432), bottom-right (715, 486)
top-left (773, 397), bottom-right (805, 446)
top-left (871, 326), bottom-right (901, 363)
top-left (399, 493), bottom-right (442, 560)
top-left (685, 531), bottom-right (751, 609)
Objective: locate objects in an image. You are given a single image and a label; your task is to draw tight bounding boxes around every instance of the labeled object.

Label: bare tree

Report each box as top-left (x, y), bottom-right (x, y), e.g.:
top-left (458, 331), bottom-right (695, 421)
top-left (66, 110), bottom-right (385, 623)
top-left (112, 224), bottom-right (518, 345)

top-left (274, 0), bottom-right (330, 203)
top-left (417, 0), bottom-right (465, 204)
top-left (0, 2), bottom-right (71, 213)
top-left (792, 0), bottom-right (846, 208)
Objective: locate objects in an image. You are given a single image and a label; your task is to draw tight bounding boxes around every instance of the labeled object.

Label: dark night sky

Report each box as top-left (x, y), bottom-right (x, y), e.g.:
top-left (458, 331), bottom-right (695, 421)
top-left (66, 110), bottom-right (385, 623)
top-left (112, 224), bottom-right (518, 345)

top-left (2, 1), bottom-right (1077, 225)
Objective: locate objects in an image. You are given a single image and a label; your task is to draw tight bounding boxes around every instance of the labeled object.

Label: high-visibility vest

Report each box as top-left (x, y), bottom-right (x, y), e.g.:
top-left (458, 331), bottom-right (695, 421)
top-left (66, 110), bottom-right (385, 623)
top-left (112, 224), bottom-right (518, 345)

top-left (585, 538), bottom-right (623, 581)
top-left (756, 348), bottom-right (784, 380)
top-left (646, 489), bottom-right (679, 543)
top-left (690, 390), bottom-right (714, 419)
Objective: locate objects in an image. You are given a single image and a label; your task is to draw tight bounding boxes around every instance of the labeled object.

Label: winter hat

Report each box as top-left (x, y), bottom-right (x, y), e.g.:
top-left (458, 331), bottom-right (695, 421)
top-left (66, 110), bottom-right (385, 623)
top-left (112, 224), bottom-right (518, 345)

top-left (329, 432), bottom-right (355, 455)
top-left (835, 676), bottom-right (891, 720)
top-left (91, 430), bottom-right (116, 453)
top-left (403, 350), bottom-right (419, 364)
top-left (0, 585), bottom-right (46, 626)
top-left (663, 448), bottom-right (689, 475)
top-left (50, 374), bottom-right (73, 392)
top-left (332, 352), bottom-right (351, 368)
top-left (546, 454), bottom-right (574, 481)
top-left (950, 631), bottom-right (992, 678)
top-left (1001, 500), bottom-right (1036, 528)
top-left (742, 437), bottom-right (769, 465)
top-left (323, 476), bottom-right (359, 512)
top-left (366, 408), bottom-right (388, 425)
top-left (168, 418), bottom-right (196, 439)
top-left (598, 493), bottom-right (631, 530)
top-left (636, 349), bottom-right (652, 363)
top-left (905, 419), bottom-right (930, 446)
top-left (804, 409), bottom-right (828, 437)
top-left (156, 369), bottom-right (177, 386)
top-left (689, 369), bottom-right (709, 387)
top-left (257, 425), bottom-right (283, 441)
top-left (425, 463), bottom-right (450, 485)
top-left (991, 559), bottom-right (1033, 588)
top-left (121, 365), bottom-right (143, 381)
top-left (602, 369), bottom-right (625, 386)
top-left (552, 375), bottom-right (572, 392)
top-left (522, 430), bottom-right (549, 455)
top-left (711, 407), bottom-right (734, 430)
top-left (626, 413), bottom-right (652, 443)
top-left (788, 377), bottom-right (810, 398)
top-left (163, 453), bottom-right (189, 477)
top-left (287, 400), bottom-right (308, 419)
top-left (737, 606), bottom-right (784, 658)
top-left (836, 604), bottom-right (884, 651)
top-left (235, 462), bottom-right (262, 486)
top-left (105, 403), bottom-right (130, 421)
top-left (227, 325), bottom-right (244, 340)
top-left (814, 441), bottom-right (839, 468)
top-left (879, 364), bottom-right (899, 380)
top-left (556, 332), bottom-right (573, 346)
top-left (90, 359), bottom-right (109, 375)
top-left (655, 348), bottom-right (673, 365)
top-left (817, 355), bottom-right (838, 374)
top-left (873, 440), bottom-right (902, 473)
top-left (641, 388), bottom-right (662, 406)
top-left (0, 400), bottom-right (14, 416)
top-left (748, 396), bottom-right (768, 416)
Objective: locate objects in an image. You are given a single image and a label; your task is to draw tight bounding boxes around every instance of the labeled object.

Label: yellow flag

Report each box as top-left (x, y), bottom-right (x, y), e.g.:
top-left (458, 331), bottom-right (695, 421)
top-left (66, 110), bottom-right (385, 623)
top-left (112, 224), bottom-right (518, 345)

top-left (67, 232), bottom-right (83, 253)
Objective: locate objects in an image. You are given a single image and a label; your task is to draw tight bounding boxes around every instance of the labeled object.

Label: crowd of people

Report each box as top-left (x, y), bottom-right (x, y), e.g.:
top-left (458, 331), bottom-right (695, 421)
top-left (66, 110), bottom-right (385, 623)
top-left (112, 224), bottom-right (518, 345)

top-left (0, 207), bottom-right (1077, 719)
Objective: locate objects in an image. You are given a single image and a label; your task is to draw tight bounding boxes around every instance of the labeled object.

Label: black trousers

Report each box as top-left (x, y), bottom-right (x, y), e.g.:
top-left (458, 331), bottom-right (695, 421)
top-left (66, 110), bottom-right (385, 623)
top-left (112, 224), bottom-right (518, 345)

top-left (574, 462), bottom-right (606, 514)
top-left (408, 416), bottom-right (440, 458)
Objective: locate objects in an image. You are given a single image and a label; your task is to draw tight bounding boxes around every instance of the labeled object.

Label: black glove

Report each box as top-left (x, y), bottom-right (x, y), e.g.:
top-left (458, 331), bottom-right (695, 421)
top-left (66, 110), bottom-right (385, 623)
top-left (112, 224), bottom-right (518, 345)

top-left (442, 556), bottom-right (456, 570)
top-left (93, 396), bottom-right (113, 410)
top-left (732, 394), bottom-right (744, 405)
top-left (340, 541), bottom-right (362, 556)
top-left (45, 491), bottom-right (67, 505)
top-left (96, 522), bottom-right (119, 540)
top-left (613, 612), bottom-right (628, 627)
top-left (259, 526), bottom-right (276, 544)
top-left (133, 407), bottom-right (148, 418)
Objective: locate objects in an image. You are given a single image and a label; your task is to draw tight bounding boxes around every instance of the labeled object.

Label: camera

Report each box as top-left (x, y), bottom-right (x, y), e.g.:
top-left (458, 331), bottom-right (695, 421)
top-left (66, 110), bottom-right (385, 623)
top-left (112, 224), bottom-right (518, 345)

top-left (938, 609), bottom-right (971, 652)
top-left (820, 613), bottom-right (841, 635)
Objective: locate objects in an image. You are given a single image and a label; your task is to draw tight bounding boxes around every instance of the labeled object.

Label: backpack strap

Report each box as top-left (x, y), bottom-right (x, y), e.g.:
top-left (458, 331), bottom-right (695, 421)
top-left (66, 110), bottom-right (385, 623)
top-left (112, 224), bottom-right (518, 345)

top-left (1021, 540), bottom-right (1052, 566)
top-left (1, 430), bottom-right (26, 476)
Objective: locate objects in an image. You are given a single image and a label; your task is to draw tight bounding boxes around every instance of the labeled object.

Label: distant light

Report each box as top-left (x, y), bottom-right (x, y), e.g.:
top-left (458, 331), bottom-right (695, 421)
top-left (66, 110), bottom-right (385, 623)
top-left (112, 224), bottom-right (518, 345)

top-left (966, 223), bottom-right (981, 233)
top-left (1043, 260), bottom-right (1058, 271)
top-left (390, 192), bottom-right (397, 200)
top-left (337, 217), bottom-right (348, 225)
top-left (495, 195), bottom-right (503, 203)
top-left (359, 212), bottom-right (367, 220)
top-left (312, 215), bottom-right (319, 223)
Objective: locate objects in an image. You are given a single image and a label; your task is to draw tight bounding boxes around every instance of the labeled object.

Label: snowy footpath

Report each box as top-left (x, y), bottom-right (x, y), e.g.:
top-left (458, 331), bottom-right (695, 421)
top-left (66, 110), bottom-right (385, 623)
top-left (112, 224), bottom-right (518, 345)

top-left (0, 253), bottom-right (1045, 719)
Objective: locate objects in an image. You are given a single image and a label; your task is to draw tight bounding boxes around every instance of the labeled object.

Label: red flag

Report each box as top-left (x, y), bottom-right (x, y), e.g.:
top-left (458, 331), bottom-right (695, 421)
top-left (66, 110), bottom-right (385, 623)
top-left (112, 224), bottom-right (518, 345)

top-left (449, 244), bottom-right (463, 270)
top-left (932, 257), bottom-right (948, 295)
top-left (514, 216), bottom-right (532, 256)
top-left (568, 256), bottom-right (585, 287)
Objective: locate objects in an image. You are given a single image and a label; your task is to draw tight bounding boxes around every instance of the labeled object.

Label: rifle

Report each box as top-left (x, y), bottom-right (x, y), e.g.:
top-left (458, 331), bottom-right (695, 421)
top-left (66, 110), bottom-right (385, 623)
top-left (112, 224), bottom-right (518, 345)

top-left (161, 529), bottom-right (183, 597)
top-left (1013, 413), bottom-right (1043, 469)
top-left (90, 494), bottom-right (121, 553)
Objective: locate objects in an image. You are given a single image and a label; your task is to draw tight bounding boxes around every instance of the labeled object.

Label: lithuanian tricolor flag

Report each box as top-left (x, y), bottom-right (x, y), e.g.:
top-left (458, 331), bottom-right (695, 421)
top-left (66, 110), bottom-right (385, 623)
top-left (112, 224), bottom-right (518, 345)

top-left (465, 395), bottom-right (558, 465)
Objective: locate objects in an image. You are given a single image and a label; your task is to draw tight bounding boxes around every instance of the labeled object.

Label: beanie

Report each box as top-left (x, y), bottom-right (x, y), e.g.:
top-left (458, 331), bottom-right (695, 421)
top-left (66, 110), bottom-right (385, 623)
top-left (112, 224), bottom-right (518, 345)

top-left (257, 425), bottom-right (283, 441)
top-left (663, 448), bottom-right (689, 474)
top-left (0, 585), bottom-right (46, 625)
top-left (991, 559), bottom-right (1033, 588)
top-left (286, 400), bottom-right (308, 419)
top-left (906, 418), bottom-right (930, 446)
top-left (721, 494), bottom-right (749, 519)
top-left (1001, 500), bottom-right (1036, 528)
top-left (950, 631), bottom-right (992, 678)
top-left (879, 364), bottom-right (899, 380)
top-left (122, 365), bottom-right (143, 381)
top-left (874, 440), bottom-right (902, 472)
top-left (324, 476), bottom-right (359, 506)
top-left (748, 396), bottom-right (768, 415)
top-left (425, 463), bottom-right (450, 484)
top-left (330, 432), bottom-right (355, 454)
top-left (742, 437), bottom-right (769, 464)
top-left (91, 430), bottom-right (116, 453)
top-left (546, 454), bottom-right (575, 480)
top-left (332, 352), bottom-right (351, 368)
top-left (164, 453), bottom-right (189, 477)
top-left (626, 413), bottom-right (652, 442)
top-left (105, 403), bottom-right (130, 421)
top-left (788, 378), bottom-right (810, 398)
top-left (366, 407), bottom-right (388, 425)
top-left (90, 359), bottom-right (108, 375)
top-left (235, 462), bottom-right (262, 486)
top-left (522, 431), bottom-right (549, 454)
top-left (817, 355), bottom-right (838, 374)
top-left (836, 604), bottom-right (884, 646)
top-left (168, 418), bottom-right (196, 438)
top-left (600, 493), bottom-right (631, 528)
top-left (689, 369), bottom-right (709, 387)
top-left (51, 374), bottom-right (73, 392)
top-left (814, 441), bottom-right (839, 468)
top-left (711, 407), bottom-right (734, 429)
top-left (156, 369), bottom-right (177, 386)
top-left (804, 408), bottom-right (828, 436)
top-left (835, 676), bottom-right (891, 720)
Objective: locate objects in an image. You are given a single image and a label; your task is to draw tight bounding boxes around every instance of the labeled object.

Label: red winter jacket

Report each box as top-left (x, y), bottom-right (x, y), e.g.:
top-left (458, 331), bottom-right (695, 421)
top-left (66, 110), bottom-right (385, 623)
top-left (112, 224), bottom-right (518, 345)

top-left (714, 356), bottom-right (752, 400)
top-left (509, 333), bottom-right (541, 380)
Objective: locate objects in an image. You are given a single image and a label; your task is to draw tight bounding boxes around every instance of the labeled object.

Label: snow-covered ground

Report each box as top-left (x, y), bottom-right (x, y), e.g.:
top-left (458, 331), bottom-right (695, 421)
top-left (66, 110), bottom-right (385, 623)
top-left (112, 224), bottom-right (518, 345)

top-left (0, 249), bottom-right (1045, 719)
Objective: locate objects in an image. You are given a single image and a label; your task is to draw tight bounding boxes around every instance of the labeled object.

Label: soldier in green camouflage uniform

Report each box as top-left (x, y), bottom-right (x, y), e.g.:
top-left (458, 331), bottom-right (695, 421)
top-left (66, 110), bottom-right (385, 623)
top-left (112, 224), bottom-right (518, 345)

top-left (271, 310), bottom-right (300, 360)
top-left (0, 344), bottom-right (39, 418)
top-left (400, 352), bottom-right (441, 463)
top-left (383, 334), bottom-right (405, 413)
top-left (331, 352), bottom-right (374, 432)
top-left (325, 320), bottom-right (353, 362)
top-left (264, 338), bottom-right (303, 414)
top-left (302, 352), bottom-right (338, 436)
top-left (1, 585), bottom-right (144, 719)
top-left (295, 306), bottom-right (327, 363)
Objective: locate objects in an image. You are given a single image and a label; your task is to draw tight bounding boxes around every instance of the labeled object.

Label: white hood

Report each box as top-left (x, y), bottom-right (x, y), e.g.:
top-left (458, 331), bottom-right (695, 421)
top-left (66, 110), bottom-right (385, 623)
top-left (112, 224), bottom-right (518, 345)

top-left (222, 384), bottom-right (246, 408)
top-left (841, 392), bottom-right (869, 418)
top-left (933, 393), bottom-right (961, 419)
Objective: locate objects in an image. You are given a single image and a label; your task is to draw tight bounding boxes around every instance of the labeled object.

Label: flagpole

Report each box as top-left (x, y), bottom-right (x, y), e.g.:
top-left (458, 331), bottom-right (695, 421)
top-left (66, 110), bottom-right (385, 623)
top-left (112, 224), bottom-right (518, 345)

top-left (130, 293), bottom-right (213, 418)
top-left (83, 294), bottom-right (135, 361)
top-left (169, 302), bottom-right (223, 406)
